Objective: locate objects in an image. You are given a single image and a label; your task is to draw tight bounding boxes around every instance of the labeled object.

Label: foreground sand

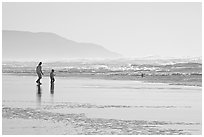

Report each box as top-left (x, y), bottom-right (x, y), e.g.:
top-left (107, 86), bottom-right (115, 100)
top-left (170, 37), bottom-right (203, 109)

top-left (2, 75), bottom-right (202, 135)
top-left (3, 118), bottom-right (78, 135)
top-left (3, 106), bottom-right (200, 135)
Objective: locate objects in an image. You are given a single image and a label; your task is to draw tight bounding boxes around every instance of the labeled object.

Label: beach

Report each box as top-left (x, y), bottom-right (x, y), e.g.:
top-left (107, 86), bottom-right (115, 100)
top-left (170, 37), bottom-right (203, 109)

top-left (2, 74), bottom-right (202, 135)
top-left (2, 1), bottom-right (202, 135)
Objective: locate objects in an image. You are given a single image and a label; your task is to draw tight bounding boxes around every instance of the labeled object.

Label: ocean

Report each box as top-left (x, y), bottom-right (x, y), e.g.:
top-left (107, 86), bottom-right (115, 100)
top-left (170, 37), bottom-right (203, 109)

top-left (2, 58), bottom-right (202, 86)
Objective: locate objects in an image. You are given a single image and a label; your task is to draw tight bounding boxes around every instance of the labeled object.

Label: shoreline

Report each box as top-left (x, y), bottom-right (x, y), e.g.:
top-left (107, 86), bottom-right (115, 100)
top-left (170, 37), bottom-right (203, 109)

top-left (2, 72), bottom-right (202, 87)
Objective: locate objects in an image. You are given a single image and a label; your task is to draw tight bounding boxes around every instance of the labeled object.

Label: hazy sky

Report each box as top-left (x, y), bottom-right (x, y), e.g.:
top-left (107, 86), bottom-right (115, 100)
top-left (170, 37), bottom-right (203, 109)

top-left (3, 2), bottom-right (202, 58)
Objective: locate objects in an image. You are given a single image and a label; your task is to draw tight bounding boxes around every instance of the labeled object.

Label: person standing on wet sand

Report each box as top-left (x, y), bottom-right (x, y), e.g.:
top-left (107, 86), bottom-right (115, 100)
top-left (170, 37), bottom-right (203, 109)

top-left (50, 69), bottom-right (55, 83)
top-left (36, 62), bottom-right (44, 84)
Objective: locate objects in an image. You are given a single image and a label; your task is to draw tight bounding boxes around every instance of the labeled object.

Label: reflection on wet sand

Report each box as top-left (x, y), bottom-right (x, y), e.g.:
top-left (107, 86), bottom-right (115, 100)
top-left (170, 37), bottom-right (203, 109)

top-left (50, 82), bottom-right (54, 103)
top-left (36, 84), bottom-right (42, 106)
top-left (50, 82), bottom-right (54, 94)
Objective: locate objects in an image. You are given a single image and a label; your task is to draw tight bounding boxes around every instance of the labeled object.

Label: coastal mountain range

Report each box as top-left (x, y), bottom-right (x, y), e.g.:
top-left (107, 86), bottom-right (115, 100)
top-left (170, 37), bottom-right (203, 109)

top-left (2, 30), bottom-right (122, 61)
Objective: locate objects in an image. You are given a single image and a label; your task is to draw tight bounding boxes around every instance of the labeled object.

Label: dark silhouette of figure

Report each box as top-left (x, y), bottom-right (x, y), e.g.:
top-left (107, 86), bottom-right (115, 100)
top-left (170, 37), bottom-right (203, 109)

top-left (141, 73), bottom-right (144, 78)
top-left (36, 62), bottom-right (44, 84)
top-left (36, 84), bottom-right (42, 105)
top-left (50, 82), bottom-right (54, 94)
top-left (50, 69), bottom-right (55, 83)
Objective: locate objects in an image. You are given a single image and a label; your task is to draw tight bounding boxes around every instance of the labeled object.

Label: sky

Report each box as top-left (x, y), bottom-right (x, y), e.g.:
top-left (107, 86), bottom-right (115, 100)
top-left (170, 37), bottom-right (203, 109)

top-left (2, 2), bottom-right (202, 58)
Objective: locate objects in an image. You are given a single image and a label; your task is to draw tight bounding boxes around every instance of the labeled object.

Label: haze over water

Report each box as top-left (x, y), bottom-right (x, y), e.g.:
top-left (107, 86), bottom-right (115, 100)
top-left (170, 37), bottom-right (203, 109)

top-left (2, 2), bottom-right (201, 58)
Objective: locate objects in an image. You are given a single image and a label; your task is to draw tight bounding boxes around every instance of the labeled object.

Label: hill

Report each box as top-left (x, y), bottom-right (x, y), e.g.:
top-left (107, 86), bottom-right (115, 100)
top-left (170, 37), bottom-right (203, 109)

top-left (2, 30), bottom-right (122, 61)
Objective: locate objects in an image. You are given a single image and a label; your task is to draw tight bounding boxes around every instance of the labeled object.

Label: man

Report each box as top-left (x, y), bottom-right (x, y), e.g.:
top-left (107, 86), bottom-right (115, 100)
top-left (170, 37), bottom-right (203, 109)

top-left (36, 62), bottom-right (44, 84)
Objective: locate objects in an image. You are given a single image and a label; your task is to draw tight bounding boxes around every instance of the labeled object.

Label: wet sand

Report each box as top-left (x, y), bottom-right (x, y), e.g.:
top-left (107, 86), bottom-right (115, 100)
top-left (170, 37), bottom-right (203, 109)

top-left (2, 118), bottom-right (79, 135)
top-left (2, 74), bottom-right (202, 135)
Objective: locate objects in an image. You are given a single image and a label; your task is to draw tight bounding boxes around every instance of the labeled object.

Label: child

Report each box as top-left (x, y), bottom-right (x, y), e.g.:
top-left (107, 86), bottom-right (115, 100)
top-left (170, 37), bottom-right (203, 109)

top-left (50, 69), bottom-right (55, 83)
